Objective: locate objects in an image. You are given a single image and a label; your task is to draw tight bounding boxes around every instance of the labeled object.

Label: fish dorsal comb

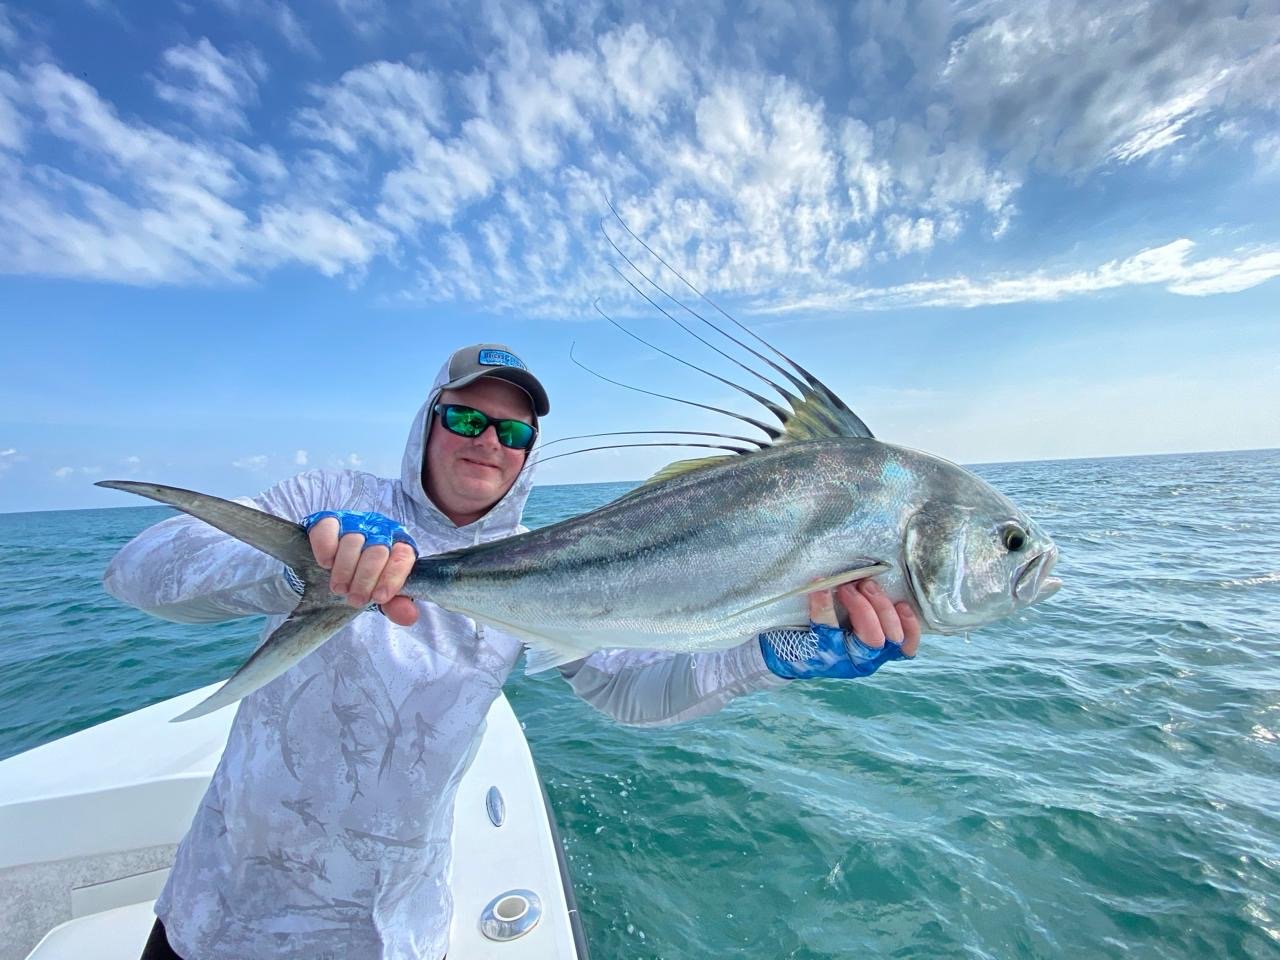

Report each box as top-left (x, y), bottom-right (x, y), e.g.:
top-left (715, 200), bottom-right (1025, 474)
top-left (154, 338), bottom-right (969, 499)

top-left (779, 382), bottom-right (873, 442)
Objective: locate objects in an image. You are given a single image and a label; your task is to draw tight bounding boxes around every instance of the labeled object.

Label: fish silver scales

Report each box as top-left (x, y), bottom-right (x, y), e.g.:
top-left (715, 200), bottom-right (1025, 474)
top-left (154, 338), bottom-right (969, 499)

top-left (402, 438), bottom-right (935, 659)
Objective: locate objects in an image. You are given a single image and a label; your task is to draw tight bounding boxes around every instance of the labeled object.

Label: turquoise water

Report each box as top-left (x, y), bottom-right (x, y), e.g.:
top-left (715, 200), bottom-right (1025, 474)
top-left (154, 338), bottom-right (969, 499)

top-left (2, 450), bottom-right (1278, 957)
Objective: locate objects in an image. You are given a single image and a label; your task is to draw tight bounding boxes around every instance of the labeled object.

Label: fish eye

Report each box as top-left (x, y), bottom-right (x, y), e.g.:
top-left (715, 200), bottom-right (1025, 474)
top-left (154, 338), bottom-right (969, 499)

top-left (1001, 524), bottom-right (1027, 552)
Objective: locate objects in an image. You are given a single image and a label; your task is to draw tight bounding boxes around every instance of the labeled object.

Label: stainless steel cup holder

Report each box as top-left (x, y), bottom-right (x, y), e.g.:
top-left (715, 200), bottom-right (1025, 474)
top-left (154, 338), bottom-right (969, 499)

top-left (480, 889), bottom-right (542, 941)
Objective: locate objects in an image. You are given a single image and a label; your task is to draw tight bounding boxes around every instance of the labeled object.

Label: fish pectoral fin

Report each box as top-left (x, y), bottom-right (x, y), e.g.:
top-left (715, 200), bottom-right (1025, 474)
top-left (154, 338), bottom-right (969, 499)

top-left (733, 562), bottom-right (892, 616)
top-left (170, 599), bottom-right (363, 722)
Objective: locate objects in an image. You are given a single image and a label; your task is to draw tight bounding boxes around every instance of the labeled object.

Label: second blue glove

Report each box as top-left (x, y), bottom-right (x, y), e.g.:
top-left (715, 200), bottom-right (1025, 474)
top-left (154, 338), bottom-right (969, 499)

top-left (759, 621), bottom-right (911, 680)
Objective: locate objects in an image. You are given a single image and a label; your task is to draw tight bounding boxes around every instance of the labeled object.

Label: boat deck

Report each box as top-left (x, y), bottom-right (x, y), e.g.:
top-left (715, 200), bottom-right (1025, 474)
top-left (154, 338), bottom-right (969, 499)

top-left (0, 685), bottom-right (586, 960)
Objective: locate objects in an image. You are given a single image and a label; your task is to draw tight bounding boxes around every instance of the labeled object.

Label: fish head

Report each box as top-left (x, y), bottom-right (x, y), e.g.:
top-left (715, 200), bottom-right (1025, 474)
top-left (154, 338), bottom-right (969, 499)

top-left (903, 482), bottom-right (1060, 634)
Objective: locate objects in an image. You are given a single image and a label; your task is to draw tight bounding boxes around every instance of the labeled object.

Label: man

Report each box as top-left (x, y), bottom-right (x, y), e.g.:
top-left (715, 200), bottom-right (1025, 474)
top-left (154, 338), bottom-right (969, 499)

top-left (105, 343), bottom-right (919, 960)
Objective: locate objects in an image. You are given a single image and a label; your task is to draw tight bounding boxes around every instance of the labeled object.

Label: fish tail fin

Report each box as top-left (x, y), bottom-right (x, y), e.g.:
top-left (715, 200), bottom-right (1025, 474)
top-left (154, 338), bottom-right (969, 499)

top-left (96, 480), bottom-right (318, 571)
top-left (97, 480), bottom-right (358, 722)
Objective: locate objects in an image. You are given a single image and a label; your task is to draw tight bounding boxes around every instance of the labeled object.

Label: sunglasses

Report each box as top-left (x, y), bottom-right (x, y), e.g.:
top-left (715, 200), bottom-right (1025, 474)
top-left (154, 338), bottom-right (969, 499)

top-left (434, 403), bottom-right (537, 450)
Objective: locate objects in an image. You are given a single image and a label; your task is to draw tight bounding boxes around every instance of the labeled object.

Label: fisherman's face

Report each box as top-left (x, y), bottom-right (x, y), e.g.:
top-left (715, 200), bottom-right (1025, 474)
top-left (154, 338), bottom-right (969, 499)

top-left (424, 377), bottom-right (534, 526)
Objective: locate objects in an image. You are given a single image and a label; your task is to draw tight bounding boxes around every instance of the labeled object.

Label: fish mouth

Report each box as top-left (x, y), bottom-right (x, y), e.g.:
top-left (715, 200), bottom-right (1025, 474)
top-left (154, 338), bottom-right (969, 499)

top-left (1013, 547), bottom-right (1061, 605)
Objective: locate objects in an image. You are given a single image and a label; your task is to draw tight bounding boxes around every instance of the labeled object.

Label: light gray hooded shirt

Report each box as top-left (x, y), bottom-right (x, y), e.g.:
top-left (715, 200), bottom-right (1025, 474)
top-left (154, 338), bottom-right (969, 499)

top-left (103, 357), bottom-right (784, 960)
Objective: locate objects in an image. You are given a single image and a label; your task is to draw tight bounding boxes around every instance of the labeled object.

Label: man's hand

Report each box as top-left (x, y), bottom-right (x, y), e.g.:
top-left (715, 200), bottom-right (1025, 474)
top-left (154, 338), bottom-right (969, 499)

top-left (302, 511), bottom-right (419, 626)
top-left (759, 579), bottom-right (921, 680)
top-left (832, 580), bottom-right (921, 657)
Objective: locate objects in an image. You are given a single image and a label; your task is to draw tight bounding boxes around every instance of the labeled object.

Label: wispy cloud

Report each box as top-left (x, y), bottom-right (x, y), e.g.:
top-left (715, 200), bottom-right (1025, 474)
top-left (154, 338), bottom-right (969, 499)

top-left (751, 239), bottom-right (1280, 314)
top-left (232, 454), bottom-right (269, 470)
top-left (210, 0), bottom-right (316, 57)
top-left (1254, 134), bottom-right (1280, 179)
top-left (0, 69), bottom-right (26, 151)
top-left (294, 449), bottom-right (308, 465)
top-left (0, 11), bottom-right (14, 51)
top-left (930, 0), bottom-right (1280, 172)
top-left (0, 447), bottom-right (23, 475)
top-left (0, 63), bottom-right (387, 284)
top-left (154, 38), bottom-right (266, 130)
top-left (52, 464), bottom-right (103, 479)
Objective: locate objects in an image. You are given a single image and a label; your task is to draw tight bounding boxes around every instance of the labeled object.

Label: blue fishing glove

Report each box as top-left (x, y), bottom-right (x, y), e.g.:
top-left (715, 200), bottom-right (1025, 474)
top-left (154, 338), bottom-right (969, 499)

top-left (301, 510), bottom-right (419, 553)
top-left (759, 621), bottom-right (911, 680)
top-left (284, 511), bottom-right (419, 603)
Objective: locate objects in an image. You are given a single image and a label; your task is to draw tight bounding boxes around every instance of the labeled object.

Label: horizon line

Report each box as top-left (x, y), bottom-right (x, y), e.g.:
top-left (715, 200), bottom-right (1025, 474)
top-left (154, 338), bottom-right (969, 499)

top-left (2, 445), bottom-right (1276, 516)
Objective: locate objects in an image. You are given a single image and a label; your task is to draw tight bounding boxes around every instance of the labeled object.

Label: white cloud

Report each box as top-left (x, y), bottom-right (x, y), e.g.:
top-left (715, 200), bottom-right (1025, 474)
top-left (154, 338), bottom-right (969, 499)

top-left (30, 64), bottom-right (232, 194)
top-left (211, 0), bottom-right (316, 57)
top-left (0, 70), bottom-right (24, 151)
top-left (0, 63), bottom-right (389, 284)
top-left (0, 8), bottom-right (15, 51)
top-left (883, 214), bottom-right (935, 256)
top-left (331, 0), bottom-right (387, 36)
top-left (295, 61), bottom-right (446, 155)
top-left (932, 0), bottom-right (1280, 173)
top-left (295, 449), bottom-right (308, 465)
top-left (50, 463), bottom-right (101, 479)
top-left (1255, 134), bottom-right (1280, 178)
top-left (332, 453), bottom-right (363, 468)
top-left (598, 23), bottom-right (687, 121)
top-left (0, 447), bottom-right (23, 476)
top-left (753, 239), bottom-right (1280, 313)
top-left (232, 454), bottom-right (269, 470)
top-left (154, 38), bottom-right (265, 130)
top-left (1165, 248), bottom-right (1280, 296)
top-left (256, 204), bottom-right (390, 277)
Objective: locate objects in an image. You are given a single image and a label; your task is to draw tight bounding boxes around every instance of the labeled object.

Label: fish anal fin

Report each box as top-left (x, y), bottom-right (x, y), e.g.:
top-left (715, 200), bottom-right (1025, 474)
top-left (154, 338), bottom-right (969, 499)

top-left (734, 562), bottom-right (891, 617)
top-left (523, 641), bottom-right (585, 674)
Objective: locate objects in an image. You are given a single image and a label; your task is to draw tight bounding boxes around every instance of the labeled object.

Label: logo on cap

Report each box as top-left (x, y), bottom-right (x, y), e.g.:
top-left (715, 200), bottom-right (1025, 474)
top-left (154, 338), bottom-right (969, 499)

top-left (478, 348), bottom-right (527, 371)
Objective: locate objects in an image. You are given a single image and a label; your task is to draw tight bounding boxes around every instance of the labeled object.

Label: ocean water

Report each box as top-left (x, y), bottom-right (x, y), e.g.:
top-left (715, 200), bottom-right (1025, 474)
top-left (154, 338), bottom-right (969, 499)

top-left (2, 449), bottom-right (1278, 958)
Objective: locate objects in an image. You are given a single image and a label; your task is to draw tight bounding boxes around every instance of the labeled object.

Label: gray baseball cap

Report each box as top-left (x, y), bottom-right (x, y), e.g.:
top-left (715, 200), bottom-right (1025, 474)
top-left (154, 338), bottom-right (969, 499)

top-left (441, 343), bottom-right (550, 417)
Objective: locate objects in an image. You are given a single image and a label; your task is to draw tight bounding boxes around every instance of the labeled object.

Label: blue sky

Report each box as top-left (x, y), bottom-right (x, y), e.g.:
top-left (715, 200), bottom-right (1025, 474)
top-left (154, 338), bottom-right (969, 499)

top-left (1, 0), bottom-right (1277, 512)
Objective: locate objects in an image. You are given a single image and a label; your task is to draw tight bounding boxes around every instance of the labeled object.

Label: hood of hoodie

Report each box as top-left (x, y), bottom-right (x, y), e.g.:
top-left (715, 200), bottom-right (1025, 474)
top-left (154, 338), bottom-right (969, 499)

top-left (399, 354), bottom-right (539, 540)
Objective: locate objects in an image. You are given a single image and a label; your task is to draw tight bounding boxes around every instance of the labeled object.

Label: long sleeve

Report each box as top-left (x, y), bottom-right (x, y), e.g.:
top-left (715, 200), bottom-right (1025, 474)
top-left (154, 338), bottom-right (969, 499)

top-left (102, 469), bottom-right (359, 624)
top-left (557, 638), bottom-right (789, 728)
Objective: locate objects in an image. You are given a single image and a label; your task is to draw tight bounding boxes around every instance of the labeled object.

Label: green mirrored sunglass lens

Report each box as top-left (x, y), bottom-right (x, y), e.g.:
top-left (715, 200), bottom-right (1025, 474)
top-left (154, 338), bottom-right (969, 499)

top-left (444, 407), bottom-right (487, 436)
top-left (496, 422), bottom-right (534, 448)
